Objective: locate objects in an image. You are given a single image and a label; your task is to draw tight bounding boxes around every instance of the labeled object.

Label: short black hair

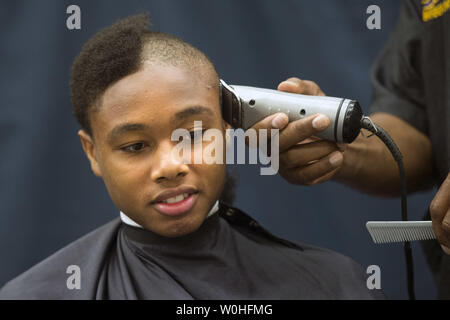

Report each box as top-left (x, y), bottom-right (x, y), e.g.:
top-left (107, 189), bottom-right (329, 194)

top-left (70, 13), bottom-right (219, 136)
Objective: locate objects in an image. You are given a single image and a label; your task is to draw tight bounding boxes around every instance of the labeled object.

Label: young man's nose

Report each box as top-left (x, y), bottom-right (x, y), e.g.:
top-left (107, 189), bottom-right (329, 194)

top-left (151, 141), bottom-right (189, 182)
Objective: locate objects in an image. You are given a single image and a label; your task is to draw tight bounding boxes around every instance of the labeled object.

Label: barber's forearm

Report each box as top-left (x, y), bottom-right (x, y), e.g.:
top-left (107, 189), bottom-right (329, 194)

top-left (333, 112), bottom-right (434, 197)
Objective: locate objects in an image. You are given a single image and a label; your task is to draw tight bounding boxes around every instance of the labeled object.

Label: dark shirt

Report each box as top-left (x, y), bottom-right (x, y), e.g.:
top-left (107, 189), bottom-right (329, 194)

top-left (0, 202), bottom-right (383, 299)
top-left (370, 0), bottom-right (450, 298)
top-left (370, 0), bottom-right (449, 185)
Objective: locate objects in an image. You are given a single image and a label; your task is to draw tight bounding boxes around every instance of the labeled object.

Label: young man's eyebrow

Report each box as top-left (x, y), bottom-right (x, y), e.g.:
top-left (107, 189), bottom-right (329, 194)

top-left (172, 106), bottom-right (215, 122)
top-left (106, 106), bottom-right (215, 143)
top-left (107, 123), bottom-right (150, 144)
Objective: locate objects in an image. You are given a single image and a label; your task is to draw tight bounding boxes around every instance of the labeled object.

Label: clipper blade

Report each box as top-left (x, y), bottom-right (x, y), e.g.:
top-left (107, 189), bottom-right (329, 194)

top-left (366, 221), bottom-right (435, 243)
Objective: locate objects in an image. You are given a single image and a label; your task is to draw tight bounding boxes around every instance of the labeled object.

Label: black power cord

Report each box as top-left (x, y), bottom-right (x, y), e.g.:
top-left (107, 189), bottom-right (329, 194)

top-left (360, 116), bottom-right (415, 300)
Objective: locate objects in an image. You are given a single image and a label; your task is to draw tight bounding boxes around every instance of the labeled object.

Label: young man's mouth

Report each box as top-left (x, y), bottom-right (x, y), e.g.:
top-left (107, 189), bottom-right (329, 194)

top-left (151, 186), bottom-right (199, 217)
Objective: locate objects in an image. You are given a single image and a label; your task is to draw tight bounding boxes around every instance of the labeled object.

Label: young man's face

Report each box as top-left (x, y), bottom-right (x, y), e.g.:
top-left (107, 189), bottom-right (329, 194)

top-left (78, 62), bottom-right (228, 237)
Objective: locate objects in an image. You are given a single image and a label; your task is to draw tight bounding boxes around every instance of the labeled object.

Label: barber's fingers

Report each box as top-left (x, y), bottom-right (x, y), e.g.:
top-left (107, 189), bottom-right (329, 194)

top-left (430, 173), bottom-right (450, 254)
top-left (279, 140), bottom-right (339, 169)
top-left (246, 112), bottom-right (330, 152)
top-left (245, 112), bottom-right (289, 147)
top-left (250, 112), bottom-right (289, 132)
top-left (246, 77), bottom-right (326, 149)
top-left (430, 173), bottom-right (450, 220)
top-left (441, 244), bottom-right (450, 255)
top-left (278, 151), bottom-right (344, 186)
top-left (249, 76), bottom-right (326, 135)
top-left (277, 77), bottom-right (326, 96)
top-left (308, 168), bottom-right (341, 185)
top-left (278, 114), bottom-right (330, 152)
top-left (433, 211), bottom-right (450, 254)
top-left (276, 77), bottom-right (331, 152)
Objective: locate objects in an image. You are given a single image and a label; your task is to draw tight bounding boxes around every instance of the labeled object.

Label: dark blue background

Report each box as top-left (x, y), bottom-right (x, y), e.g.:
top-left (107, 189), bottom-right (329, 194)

top-left (0, 0), bottom-right (437, 299)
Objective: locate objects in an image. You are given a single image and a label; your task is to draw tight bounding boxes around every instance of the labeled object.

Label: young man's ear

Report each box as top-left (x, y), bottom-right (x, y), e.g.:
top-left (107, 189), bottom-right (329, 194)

top-left (78, 130), bottom-right (103, 177)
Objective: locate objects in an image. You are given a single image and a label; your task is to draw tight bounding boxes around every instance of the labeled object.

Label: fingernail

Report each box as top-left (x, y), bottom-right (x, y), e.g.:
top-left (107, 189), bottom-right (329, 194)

top-left (329, 151), bottom-right (343, 167)
top-left (272, 113), bottom-right (287, 128)
top-left (284, 80), bottom-right (298, 87)
top-left (280, 80), bottom-right (298, 88)
top-left (337, 143), bottom-right (348, 151)
top-left (312, 114), bottom-right (329, 130)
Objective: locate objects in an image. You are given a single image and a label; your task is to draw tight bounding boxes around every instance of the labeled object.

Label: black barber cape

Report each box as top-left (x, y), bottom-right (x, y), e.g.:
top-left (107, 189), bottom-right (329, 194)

top-left (0, 202), bottom-right (383, 299)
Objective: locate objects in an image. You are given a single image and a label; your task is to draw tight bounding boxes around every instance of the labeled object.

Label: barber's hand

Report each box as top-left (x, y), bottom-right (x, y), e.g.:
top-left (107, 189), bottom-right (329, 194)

top-left (430, 173), bottom-right (450, 255)
top-left (248, 77), bottom-right (346, 186)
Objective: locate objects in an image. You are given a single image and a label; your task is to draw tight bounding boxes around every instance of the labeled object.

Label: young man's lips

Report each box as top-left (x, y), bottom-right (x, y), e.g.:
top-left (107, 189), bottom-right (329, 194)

top-left (152, 192), bottom-right (198, 217)
top-left (152, 186), bottom-right (198, 203)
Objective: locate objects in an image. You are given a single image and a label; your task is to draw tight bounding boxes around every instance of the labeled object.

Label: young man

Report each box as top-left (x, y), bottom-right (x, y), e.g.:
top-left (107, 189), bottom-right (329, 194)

top-left (0, 14), bottom-right (383, 299)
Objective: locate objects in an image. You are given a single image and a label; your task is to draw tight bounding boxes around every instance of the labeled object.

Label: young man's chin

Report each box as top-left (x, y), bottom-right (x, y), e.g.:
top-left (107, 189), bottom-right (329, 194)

top-left (141, 203), bottom-right (210, 238)
top-left (150, 213), bottom-right (208, 238)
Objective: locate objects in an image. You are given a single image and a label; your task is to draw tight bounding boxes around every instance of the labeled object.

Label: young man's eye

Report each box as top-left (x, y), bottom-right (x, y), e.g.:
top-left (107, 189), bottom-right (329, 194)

top-left (121, 142), bottom-right (146, 153)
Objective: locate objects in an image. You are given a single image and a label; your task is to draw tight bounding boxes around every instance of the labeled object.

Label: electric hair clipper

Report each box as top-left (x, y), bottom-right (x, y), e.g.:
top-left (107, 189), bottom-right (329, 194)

top-left (220, 79), bottom-right (363, 143)
top-left (219, 80), bottom-right (423, 299)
